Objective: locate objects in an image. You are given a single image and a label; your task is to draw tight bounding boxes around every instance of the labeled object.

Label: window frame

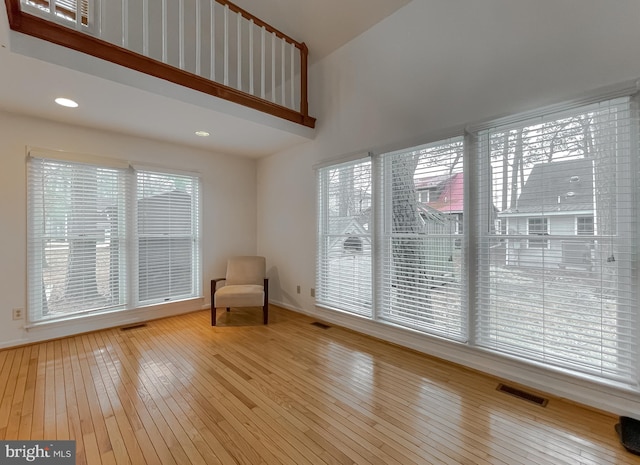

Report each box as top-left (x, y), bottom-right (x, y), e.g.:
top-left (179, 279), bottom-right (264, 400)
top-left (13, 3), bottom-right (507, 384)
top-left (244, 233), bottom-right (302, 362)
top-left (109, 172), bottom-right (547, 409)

top-left (527, 217), bottom-right (549, 249)
top-left (576, 216), bottom-right (595, 236)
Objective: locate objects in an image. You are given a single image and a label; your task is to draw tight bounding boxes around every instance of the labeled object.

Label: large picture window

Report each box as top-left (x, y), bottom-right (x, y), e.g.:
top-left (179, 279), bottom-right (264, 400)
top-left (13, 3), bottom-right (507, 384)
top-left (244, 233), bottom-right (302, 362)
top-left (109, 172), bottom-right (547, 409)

top-left (317, 92), bottom-right (639, 387)
top-left (476, 96), bottom-right (637, 383)
top-left (27, 151), bottom-right (201, 324)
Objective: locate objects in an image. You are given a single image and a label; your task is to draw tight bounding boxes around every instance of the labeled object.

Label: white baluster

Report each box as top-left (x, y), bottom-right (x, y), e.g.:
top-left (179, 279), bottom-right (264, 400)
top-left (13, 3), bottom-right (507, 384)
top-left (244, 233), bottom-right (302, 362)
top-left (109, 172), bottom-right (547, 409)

top-left (162, 0), bottom-right (167, 63)
top-left (50, 0), bottom-right (57, 21)
top-left (260, 26), bottom-right (265, 99)
top-left (224, 5), bottom-right (229, 86)
top-left (271, 34), bottom-right (275, 102)
top-left (237, 12), bottom-right (241, 90)
top-left (179, 0), bottom-right (185, 70)
top-left (249, 19), bottom-right (254, 96)
top-left (142, 0), bottom-right (149, 56)
top-left (290, 42), bottom-right (295, 110)
top-left (122, 0), bottom-right (128, 48)
top-left (99, 0), bottom-right (105, 38)
top-left (210, 0), bottom-right (215, 80)
top-left (281, 39), bottom-right (285, 106)
top-left (196, 0), bottom-right (201, 76)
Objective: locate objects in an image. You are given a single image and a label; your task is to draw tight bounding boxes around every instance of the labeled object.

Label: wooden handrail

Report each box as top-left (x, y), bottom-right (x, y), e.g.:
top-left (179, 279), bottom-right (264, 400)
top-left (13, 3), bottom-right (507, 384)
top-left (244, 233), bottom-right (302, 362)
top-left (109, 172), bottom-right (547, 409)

top-left (217, 0), bottom-right (302, 49)
top-left (3, 0), bottom-right (316, 129)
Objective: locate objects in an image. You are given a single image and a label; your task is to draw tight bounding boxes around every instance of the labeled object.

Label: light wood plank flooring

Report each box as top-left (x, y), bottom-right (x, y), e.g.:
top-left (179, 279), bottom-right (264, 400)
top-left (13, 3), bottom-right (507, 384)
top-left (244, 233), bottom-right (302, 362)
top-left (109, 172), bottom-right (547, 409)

top-left (0, 306), bottom-right (638, 465)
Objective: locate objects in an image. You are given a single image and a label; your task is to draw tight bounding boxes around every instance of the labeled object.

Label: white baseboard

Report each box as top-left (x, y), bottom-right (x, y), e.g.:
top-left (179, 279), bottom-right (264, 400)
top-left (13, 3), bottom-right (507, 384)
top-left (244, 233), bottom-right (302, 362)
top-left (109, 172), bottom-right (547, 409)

top-left (1, 298), bottom-right (204, 349)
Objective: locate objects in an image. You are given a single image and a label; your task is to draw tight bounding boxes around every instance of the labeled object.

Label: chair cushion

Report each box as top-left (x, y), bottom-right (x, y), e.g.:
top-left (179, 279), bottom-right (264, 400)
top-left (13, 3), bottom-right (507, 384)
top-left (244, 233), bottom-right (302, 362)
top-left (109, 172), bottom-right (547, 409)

top-left (214, 284), bottom-right (264, 308)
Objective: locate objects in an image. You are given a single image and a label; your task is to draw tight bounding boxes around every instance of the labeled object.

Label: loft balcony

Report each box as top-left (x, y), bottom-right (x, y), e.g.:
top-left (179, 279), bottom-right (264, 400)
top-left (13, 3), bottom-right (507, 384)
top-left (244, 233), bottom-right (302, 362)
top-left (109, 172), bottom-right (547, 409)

top-left (3, 0), bottom-right (316, 128)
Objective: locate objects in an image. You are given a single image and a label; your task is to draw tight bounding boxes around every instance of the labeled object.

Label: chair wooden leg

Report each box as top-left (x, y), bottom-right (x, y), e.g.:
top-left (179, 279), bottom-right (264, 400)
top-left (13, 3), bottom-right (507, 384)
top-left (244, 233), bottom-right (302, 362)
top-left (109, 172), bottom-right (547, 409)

top-left (226, 307), bottom-right (230, 312)
top-left (210, 281), bottom-right (216, 326)
top-left (263, 277), bottom-right (269, 325)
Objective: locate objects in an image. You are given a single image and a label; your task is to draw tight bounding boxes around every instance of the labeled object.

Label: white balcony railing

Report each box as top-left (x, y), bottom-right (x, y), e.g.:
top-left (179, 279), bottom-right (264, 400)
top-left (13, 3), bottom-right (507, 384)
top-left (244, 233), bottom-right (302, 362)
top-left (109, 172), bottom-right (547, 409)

top-left (8, 0), bottom-right (314, 126)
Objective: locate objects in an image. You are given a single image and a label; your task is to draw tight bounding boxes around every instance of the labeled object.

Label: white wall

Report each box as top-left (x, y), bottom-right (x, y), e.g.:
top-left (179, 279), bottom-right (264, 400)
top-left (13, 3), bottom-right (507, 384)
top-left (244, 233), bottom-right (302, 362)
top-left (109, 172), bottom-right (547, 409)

top-left (258, 0), bottom-right (640, 415)
top-left (0, 110), bottom-right (257, 347)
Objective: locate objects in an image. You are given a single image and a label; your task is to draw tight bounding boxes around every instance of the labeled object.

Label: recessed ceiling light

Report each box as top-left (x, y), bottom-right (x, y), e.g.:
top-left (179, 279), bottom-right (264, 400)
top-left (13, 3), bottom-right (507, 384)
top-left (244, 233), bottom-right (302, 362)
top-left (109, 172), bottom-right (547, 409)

top-left (195, 131), bottom-right (210, 137)
top-left (55, 97), bottom-right (79, 108)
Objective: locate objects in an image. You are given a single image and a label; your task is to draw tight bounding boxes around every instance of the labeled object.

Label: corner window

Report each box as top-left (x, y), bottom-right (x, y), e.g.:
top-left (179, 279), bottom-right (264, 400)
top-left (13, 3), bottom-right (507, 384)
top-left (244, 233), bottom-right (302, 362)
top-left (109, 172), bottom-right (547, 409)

top-left (27, 151), bottom-right (201, 324)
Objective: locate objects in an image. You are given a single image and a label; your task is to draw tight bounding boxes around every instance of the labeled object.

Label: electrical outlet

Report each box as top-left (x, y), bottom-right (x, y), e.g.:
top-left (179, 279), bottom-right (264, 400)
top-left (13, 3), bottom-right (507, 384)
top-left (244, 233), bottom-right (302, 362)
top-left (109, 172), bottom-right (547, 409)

top-left (296, 285), bottom-right (301, 294)
top-left (310, 288), bottom-right (315, 298)
top-left (12, 308), bottom-right (23, 320)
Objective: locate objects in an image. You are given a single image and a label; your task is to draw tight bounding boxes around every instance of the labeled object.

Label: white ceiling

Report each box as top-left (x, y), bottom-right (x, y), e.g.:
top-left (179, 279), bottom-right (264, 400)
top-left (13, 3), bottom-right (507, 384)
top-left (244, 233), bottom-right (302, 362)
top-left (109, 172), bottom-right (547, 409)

top-left (0, 0), bottom-right (409, 158)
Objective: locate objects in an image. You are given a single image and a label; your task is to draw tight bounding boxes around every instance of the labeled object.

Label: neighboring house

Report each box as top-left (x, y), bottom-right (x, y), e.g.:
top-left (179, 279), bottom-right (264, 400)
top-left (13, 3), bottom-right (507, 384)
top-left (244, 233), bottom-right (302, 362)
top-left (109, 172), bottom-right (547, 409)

top-left (415, 172), bottom-right (464, 235)
top-left (499, 158), bottom-right (595, 270)
top-left (326, 216), bottom-right (371, 256)
top-left (326, 216), bottom-right (372, 308)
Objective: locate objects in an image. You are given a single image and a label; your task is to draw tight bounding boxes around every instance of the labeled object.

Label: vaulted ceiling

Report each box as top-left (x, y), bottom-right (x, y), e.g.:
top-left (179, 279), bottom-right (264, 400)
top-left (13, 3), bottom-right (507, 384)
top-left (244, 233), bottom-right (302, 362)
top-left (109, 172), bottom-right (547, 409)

top-left (0, 0), bottom-right (410, 158)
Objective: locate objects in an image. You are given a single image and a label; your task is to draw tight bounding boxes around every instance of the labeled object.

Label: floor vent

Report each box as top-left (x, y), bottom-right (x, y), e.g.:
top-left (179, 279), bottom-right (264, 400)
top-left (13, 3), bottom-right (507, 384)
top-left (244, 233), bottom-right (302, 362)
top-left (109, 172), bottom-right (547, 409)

top-left (311, 322), bottom-right (331, 329)
top-left (120, 323), bottom-right (147, 331)
top-left (496, 383), bottom-right (548, 407)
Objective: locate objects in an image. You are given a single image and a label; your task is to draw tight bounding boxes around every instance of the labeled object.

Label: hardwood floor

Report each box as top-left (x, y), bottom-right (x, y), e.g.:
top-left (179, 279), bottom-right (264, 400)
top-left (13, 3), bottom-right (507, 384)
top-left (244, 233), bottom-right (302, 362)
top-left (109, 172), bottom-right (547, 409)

top-left (0, 306), bottom-right (638, 465)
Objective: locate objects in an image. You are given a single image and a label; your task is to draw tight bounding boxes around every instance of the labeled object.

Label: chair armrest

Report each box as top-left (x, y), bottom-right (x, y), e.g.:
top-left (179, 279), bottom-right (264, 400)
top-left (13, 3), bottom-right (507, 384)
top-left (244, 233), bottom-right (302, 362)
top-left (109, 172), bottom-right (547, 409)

top-left (211, 278), bottom-right (226, 292)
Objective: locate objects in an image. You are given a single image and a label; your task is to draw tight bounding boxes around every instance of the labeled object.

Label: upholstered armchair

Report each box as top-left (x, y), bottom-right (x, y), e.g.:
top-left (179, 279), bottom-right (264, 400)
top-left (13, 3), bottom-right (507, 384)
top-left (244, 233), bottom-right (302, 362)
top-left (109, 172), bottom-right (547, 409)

top-left (211, 256), bottom-right (269, 326)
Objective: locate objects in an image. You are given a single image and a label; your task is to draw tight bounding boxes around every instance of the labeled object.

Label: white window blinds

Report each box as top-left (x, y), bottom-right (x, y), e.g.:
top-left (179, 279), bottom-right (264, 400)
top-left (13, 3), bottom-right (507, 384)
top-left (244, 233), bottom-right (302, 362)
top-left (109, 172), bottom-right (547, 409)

top-left (316, 157), bottom-right (372, 316)
top-left (136, 170), bottom-right (201, 304)
top-left (27, 155), bottom-right (129, 322)
top-left (27, 153), bottom-right (201, 324)
top-left (378, 138), bottom-right (466, 341)
top-left (23, 0), bottom-right (90, 27)
top-left (316, 88), bottom-right (640, 388)
top-left (475, 97), bottom-right (638, 382)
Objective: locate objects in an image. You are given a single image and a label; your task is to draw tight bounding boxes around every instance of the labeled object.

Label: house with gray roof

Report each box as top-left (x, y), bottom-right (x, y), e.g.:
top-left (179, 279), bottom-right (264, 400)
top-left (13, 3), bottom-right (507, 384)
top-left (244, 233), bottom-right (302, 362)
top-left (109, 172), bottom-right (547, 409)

top-left (499, 158), bottom-right (595, 270)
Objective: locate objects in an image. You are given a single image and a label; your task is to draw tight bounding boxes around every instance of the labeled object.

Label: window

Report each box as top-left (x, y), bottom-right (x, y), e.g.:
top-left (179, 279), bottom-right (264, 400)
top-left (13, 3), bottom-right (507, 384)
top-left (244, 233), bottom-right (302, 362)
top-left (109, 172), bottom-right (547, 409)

top-left (527, 217), bottom-right (549, 248)
top-left (316, 157), bottom-right (372, 316)
top-left (27, 151), bottom-right (201, 323)
top-left (317, 91), bottom-right (639, 387)
top-left (136, 170), bottom-right (200, 304)
top-left (577, 216), bottom-right (595, 235)
top-left (476, 96), bottom-right (637, 383)
top-left (23, 0), bottom-right (91, 27)
top-left (378, 138), bottom-right (465, 340)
